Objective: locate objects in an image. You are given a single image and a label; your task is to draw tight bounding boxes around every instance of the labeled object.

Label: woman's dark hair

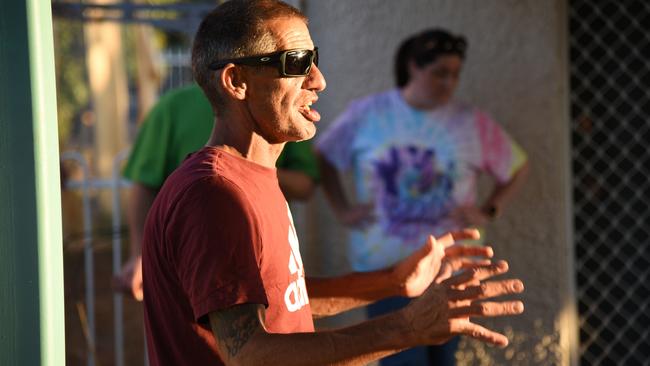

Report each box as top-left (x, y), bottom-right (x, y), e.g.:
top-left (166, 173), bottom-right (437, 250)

top-left (395, 28), bottom-right (467, 88)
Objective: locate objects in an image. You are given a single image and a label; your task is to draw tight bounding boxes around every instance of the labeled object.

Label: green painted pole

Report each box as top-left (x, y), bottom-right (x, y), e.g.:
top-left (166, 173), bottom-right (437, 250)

top-left (0, 0), bottom-right (66, 365)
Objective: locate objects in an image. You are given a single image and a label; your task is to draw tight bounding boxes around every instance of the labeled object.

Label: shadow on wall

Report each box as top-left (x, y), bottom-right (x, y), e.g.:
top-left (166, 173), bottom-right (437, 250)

top-left (457, 318), bottom-right (563, 365)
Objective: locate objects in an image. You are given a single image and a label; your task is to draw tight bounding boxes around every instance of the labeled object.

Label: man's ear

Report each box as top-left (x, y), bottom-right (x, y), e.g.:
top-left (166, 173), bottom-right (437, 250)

top-left (219, 63), bottom-right (247, 101)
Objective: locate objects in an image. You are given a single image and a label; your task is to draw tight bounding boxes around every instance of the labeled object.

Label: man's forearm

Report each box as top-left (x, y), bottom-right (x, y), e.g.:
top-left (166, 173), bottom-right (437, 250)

top-left (212, 262), bottom-right (526, 366)
top-left (306, 269), bottom-right (401, 317)
top-left (232, 310), bottom-right (410, 366)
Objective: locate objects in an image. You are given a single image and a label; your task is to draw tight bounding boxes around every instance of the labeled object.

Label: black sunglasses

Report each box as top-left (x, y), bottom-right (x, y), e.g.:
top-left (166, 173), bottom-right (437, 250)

top-left (420, 38), bottom-right (467, 58)
top-left (209, 48), bottom-right (319, 77)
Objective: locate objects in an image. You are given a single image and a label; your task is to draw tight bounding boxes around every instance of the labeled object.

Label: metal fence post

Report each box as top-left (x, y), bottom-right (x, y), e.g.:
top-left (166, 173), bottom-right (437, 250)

top-left (111, 150), bottom-right (130, 366)
top-left (61, 152), bottom-right (96, 366)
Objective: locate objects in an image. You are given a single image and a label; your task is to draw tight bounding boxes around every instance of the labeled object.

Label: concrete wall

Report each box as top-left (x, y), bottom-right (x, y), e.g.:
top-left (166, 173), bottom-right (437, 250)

top-left (300, 1), bottom-right (577, 364)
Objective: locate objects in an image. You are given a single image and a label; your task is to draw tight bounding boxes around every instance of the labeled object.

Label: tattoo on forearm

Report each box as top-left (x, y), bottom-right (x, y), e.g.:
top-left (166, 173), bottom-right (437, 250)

top-left (212, 304), bottom-right (261, 358)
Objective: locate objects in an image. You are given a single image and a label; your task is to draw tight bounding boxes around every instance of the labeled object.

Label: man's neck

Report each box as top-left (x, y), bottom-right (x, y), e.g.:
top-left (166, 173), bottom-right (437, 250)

top-left (206, 115), bottom-right (285, 169)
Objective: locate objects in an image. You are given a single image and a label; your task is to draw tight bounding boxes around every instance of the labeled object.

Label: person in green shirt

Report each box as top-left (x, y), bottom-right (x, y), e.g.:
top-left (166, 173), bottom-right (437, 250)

top-left (116, 83), bottom-right (320, 300)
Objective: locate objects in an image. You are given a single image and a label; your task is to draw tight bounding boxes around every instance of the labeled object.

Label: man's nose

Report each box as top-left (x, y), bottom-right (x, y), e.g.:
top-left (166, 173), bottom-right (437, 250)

top-left (304, 64), bottom-right (326, 92)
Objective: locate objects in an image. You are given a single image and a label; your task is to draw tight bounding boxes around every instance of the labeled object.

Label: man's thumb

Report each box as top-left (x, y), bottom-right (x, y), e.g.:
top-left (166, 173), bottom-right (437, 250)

top-left (421, 235), bottom-right (438, 256)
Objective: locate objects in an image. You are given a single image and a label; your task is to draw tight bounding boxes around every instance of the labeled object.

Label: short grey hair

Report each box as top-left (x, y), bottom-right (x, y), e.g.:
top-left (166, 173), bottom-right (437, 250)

top-left (191, 0), bottom-right (307, 113)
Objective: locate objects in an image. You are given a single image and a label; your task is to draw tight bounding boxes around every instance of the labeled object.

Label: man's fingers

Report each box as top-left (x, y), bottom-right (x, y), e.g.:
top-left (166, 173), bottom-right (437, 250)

top-left (133, 285), bottom-right (144, 302)
top-left (451, 321), bottom-right (510, 348)
top-left (445, 244), bottom-right (493, 259)
top-left (443, 260), bottom-right (509, 287)
top-left (436, 228), bottom-right (481, 247)
top-left (434, 258), bottom-right (492, 284)
top-left (404, 235), bottom-right (437, 264)
top-left (446, 258), bottom-right (493, 272)
top-left (449, 300), bottom-right (524, 318)
top-left (448, 279), bottom-right (524, 301)
top-left (422, 235), bottom-right (437, 255)
top-left (132, 258), bottom-right (144, 301)
top-left (132, 276), bottom-right (144, 301)
top-left (459, 259), bottom-right (493, 268)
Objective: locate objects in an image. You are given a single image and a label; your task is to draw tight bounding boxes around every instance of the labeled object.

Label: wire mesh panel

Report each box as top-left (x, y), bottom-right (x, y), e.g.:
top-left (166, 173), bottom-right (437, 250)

top-left (569, 1), bottom-right (650, 365)
top-left (160, 48), bottom-right (193, 93)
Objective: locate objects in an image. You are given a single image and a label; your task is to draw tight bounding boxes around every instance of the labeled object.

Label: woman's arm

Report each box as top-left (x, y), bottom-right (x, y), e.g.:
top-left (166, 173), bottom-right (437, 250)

top-left (317, 151), bottom-right (374, 227)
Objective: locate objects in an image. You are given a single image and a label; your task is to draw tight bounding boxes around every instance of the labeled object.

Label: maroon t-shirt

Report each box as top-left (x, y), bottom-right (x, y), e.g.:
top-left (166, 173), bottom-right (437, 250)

top-left (142, 147), bottom-right (314, 366)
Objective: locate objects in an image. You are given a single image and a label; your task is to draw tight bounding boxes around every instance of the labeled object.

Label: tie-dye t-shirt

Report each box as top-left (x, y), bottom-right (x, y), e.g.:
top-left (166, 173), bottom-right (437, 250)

top-left (316, 89), bottom-right (527, 271)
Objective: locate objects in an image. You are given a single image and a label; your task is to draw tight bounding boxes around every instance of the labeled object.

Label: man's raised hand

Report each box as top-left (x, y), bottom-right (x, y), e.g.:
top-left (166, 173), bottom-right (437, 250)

top-left (391, 229), bottom-right (492, 297)
top-left (403, 260), bottom-right (525, 347)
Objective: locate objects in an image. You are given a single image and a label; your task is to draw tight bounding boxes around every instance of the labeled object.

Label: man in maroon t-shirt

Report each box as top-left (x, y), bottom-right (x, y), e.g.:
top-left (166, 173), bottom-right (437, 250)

top-left (142, 1), bottom-right (526, 365)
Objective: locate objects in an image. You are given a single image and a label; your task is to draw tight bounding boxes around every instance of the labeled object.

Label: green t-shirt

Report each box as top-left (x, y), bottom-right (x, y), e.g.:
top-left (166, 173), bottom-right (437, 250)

top-left (123, 84), bottom-right (319, 188)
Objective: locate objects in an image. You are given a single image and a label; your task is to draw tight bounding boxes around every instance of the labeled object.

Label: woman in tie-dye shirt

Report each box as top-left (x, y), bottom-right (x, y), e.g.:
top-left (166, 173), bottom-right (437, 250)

top-left (316, 29), bottom-right (529, 366)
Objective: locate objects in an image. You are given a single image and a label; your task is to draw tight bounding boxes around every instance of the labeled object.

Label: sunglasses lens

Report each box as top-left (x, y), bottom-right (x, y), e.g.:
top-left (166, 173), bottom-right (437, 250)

top-left (284, 50), bottom-right (314, 76)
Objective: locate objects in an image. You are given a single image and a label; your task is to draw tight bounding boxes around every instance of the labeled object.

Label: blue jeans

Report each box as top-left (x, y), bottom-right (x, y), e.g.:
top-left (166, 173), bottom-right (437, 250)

top-left (367, 297), bottom-right (459, 366)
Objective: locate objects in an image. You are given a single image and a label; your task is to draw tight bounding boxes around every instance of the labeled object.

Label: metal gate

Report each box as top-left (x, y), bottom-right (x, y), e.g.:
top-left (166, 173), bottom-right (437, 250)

top-left (53, 2), bottom-right (208, 366)
top-left (569, 1), bottom-right (650, 365)
top-left (53, 2), bottom-right (301, 365)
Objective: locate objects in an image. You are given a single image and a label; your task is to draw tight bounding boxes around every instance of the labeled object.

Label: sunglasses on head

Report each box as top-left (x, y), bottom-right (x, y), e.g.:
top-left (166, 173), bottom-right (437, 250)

top-left (421, 38), bottom-right (467, 57)
top-left (209, 48), bottom-right (319, 77)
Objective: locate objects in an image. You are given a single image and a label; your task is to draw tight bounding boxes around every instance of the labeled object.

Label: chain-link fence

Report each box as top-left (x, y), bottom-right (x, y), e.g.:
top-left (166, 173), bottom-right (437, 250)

top-left (569, 1), bottom-right (650, 365)
top-left (160, 48), bottom-right (193, 93)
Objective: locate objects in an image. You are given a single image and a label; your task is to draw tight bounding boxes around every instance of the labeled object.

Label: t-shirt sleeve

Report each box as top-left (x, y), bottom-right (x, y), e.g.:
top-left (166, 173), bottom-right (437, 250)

top-left (122, 102), bottom-right (172, 189)
top-left (276, 140), bottom-right (320, 182)
top-left (169, 177), bottom-right (268, 323)
top-left (476, 111), bottom-right (528, 183)
top-left (315, 101), bottom-right (365, 172)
